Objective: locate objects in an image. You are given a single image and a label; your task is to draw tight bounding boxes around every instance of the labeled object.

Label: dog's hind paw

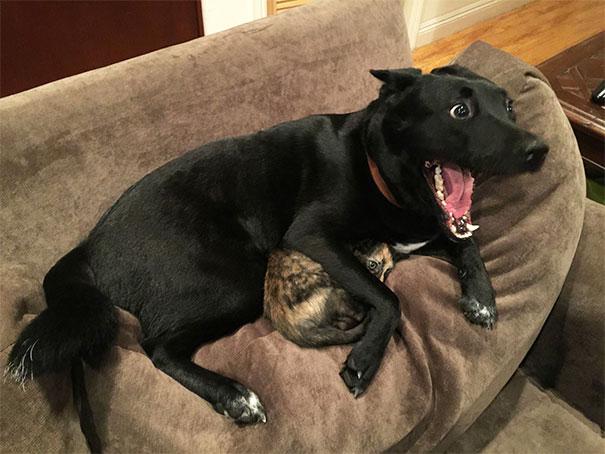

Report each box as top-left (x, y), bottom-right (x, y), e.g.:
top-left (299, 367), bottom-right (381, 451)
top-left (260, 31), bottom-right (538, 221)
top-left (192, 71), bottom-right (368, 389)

top-left (214, 383), bottom-right (267, 425)
top-left (460, 296), bottom-right (497, 329)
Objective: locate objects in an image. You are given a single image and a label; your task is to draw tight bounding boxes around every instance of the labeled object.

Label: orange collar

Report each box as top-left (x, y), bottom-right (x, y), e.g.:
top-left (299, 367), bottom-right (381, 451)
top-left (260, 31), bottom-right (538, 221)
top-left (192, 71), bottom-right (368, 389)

top-left (367, 156), bottom-right (401, 208)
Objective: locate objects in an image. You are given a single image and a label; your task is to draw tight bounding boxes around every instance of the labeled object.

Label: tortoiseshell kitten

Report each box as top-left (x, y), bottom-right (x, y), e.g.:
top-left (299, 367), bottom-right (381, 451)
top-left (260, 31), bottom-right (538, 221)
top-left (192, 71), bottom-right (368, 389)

top-left (264, 241), bottom-right (394, 348)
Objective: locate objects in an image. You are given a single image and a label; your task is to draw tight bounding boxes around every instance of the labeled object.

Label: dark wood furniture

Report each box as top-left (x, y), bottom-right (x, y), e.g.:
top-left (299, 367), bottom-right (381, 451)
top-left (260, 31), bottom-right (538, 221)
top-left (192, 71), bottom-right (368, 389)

top-left (538, 32), bottom-right (605, 182)
top-left (1, 1), bottom-right (203, 97)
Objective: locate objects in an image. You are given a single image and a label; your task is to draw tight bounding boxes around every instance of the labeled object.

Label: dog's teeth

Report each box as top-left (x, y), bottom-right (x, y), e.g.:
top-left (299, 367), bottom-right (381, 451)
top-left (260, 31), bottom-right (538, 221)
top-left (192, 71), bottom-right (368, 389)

top-left (424, 161), bottom-right (431, 168)
top-left (466, 223), bottom-right (480, 232)
top-left (462, 215), bottom-right (468, 221)
top-left (441, 201), bottom-right (447, 207)
top-left (433, 167), bottom-right (444, 193)
top-left (435, 178), bottom-right (444, 192)
top-left (450, 225), bottom-right (457, 234)
top-left (436, 190), bottom-right (444, 200)
top-left (453, 230), bottom-right (472, 239)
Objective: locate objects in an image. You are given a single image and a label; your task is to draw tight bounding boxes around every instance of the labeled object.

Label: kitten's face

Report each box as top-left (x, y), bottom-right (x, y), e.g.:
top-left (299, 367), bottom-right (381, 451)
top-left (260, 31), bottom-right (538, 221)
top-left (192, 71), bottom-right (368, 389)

top-left (354, 242), bottom-right (394, 282)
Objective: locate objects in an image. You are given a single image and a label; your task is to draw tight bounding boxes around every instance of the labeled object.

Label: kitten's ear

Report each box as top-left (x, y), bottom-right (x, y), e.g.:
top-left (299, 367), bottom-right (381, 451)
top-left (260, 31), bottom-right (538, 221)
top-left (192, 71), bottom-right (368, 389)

top-left (353, 239), bottom-right (379, 256)
top-left (370, 68), bottom-right (421, 91)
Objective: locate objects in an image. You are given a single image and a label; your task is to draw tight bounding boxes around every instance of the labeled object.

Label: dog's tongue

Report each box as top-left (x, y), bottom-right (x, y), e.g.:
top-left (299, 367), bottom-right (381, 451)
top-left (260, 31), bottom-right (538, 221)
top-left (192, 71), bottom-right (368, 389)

top-left (442, 162), bottom-right (474, 218)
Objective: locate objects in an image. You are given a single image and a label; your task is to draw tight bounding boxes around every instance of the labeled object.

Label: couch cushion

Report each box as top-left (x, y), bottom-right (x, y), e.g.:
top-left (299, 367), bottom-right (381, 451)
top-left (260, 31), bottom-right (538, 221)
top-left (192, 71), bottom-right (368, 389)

top-left (446, 371), bottom-right (605, 453)
top-left (0, 24), bottom-right (585, 454)
top-left (523, 198), bottom-right (605, 428)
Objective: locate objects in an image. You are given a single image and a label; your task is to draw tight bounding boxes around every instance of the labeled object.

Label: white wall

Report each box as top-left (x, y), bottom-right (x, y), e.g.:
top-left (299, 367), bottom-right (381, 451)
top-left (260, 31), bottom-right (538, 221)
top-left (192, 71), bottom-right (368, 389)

top-left (201, 0), bottom-right (266, 35)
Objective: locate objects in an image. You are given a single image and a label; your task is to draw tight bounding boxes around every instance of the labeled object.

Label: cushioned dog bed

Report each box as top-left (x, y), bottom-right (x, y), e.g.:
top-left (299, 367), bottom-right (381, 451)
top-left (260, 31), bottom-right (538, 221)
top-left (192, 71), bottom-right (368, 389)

top-left (0, 0), bottom-right (584, 452)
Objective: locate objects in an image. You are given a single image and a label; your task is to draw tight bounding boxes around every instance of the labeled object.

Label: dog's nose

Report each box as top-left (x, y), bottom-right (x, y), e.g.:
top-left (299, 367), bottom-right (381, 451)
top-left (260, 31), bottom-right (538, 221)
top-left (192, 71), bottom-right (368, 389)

top-left (524, 139), bottom-right (549, 171)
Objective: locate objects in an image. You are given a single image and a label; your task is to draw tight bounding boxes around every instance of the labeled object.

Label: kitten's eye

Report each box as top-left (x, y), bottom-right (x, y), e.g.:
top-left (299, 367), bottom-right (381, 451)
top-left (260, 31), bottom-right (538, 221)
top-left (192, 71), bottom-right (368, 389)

top-left (449, 103), bottom-right (471, 119)
top-left (367, 260), bottom-right (379, 271)
top-left (506, 99), bottom-right (514, 113)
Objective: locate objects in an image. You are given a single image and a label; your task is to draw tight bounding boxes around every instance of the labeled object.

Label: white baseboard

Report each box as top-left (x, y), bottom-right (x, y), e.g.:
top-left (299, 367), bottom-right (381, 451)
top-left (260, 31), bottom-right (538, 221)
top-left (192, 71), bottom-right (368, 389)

top-left (415, 0), bottom-right (530, 48)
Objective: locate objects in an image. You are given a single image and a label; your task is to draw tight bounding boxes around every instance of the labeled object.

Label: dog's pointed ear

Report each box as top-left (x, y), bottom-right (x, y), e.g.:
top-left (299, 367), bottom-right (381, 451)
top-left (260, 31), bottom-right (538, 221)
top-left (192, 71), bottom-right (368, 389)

top-left (370, 68), bottom-right (421, 91)
top-left (431, 64), bottom-right (485, 81)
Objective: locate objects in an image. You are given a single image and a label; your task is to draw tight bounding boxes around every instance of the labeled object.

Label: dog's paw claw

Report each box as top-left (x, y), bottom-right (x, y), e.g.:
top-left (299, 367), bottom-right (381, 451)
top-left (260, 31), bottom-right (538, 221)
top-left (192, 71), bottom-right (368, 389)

top-left (340, 364), bottom-right (366, 397)
top-left (460, 296), bottom-right (497, 329)
top-left (214, 384), bottom-right (267, 425)
top-left (340, 356), bottom-right (364, 394)
top-left (339, 347), bottom-right (382, 398)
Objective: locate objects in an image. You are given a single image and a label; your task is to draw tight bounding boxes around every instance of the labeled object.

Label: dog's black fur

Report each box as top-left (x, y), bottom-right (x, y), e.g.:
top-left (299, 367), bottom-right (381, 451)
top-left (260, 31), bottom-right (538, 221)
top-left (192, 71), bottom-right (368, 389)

top-left (7, 65), bottom-right (547, 450)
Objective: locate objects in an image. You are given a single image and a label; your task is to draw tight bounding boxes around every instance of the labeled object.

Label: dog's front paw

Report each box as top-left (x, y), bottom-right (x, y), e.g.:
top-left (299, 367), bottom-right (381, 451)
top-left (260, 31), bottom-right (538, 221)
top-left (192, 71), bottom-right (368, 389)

top-left (213, 383), bottom-right (267, 425)
top-left (459, 295), bottom-right (497, 329)
top-left (339, 344), bottom-right (382, 398)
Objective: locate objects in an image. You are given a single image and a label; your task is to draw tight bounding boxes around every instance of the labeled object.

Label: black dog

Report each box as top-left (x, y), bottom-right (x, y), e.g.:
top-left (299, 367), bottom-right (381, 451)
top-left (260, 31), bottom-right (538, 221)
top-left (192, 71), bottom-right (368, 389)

top-left (7, 65), bottom-right (547, 450)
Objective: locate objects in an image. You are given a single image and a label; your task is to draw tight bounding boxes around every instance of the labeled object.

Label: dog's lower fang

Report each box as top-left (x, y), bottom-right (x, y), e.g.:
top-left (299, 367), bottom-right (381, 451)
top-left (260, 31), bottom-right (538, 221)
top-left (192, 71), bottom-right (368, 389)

top-left (449, 213), bottom-right (479, 239)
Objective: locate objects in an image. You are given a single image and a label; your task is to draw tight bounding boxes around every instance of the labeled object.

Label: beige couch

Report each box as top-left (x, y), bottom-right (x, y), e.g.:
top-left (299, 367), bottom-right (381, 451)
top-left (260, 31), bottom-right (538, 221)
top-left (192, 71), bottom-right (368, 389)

top-left (1, 0), bottom-right (602, 452)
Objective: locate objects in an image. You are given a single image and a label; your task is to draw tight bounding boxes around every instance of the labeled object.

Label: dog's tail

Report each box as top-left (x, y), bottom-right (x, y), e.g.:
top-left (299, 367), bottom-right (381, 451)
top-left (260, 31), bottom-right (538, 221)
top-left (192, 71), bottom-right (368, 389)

top-left (6, 246), bottom-right (117, 453)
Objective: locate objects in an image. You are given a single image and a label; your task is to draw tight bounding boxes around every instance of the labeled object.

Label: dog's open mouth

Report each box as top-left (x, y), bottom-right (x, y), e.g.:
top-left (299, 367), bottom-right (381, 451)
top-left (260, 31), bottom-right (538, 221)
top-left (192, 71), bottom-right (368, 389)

top-left (423, 161), bottom-right (479, 240)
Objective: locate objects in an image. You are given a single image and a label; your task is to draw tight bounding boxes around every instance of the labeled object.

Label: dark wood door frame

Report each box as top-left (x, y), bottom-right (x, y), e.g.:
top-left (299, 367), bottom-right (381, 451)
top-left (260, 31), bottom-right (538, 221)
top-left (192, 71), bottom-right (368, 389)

top-left (1, 1), bottom-right (204, 97)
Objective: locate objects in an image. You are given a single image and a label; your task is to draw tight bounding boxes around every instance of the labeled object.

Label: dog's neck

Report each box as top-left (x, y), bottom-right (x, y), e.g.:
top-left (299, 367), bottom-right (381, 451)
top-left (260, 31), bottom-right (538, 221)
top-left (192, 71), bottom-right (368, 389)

top-left (340, 108), bottom-right (440, 241)
top-left (366, 155), bottom-right (401, 208)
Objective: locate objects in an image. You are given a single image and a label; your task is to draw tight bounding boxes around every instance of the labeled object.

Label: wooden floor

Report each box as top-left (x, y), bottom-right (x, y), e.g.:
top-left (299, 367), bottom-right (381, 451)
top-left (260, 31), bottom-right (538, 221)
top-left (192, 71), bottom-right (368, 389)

top-left (412, 0), bottom-right (605, 72)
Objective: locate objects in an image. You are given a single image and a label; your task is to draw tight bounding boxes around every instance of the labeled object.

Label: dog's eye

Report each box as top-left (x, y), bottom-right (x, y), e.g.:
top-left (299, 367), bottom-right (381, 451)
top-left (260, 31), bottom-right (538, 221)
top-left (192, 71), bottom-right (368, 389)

top-left (506, 99), bottom-right (514, 113)
top-left (449, 103), bottom-right (471, 119)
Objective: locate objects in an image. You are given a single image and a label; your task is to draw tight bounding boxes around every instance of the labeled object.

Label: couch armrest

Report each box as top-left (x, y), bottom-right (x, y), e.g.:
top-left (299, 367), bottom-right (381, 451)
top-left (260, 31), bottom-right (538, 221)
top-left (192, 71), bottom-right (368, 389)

top-left (523, 198), bottom-right (605, 428)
